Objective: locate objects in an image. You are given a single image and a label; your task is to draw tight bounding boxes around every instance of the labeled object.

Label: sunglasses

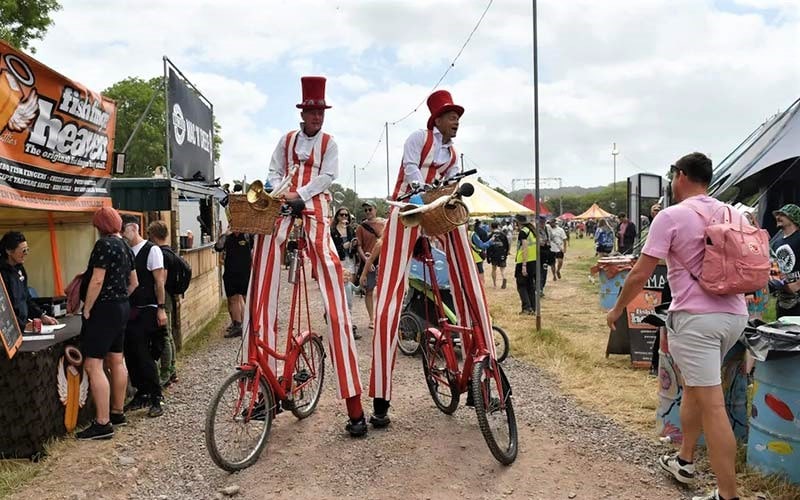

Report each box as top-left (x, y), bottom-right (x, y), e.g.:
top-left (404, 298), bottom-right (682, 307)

top-left (20, 247), bottom-right (29, 255)
top-left (667, 165), bottom-right (685, 181)
top-left (337, 212), bottom-right (350, 217)
top-left (364, 207), bottom-right (374, 212)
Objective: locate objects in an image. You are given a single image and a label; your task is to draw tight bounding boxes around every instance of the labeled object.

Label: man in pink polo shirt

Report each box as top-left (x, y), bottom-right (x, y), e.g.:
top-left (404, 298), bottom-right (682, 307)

top-left (606, 152), bottom-right (748, 500)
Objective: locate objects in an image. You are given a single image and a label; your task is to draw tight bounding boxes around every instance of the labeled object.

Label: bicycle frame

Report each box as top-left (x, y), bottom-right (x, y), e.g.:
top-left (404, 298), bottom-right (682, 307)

top-left (416, 236), bottom-right (493, 395)
top-left (239, 211), bottom-right (321, 411)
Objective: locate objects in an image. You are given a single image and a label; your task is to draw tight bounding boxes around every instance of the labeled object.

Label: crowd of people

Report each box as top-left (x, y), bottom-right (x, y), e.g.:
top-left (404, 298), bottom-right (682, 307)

top-left (0, 210), bottom-right (184, 441)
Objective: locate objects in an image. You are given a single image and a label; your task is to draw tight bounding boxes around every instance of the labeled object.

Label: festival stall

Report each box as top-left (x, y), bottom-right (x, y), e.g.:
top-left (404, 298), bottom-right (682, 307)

top-left (574, 202), bottom-right (614, 220)
top-left (458, 174), bottom-right (533, 216)
top-left (0, 40), bottom-right (118, 457)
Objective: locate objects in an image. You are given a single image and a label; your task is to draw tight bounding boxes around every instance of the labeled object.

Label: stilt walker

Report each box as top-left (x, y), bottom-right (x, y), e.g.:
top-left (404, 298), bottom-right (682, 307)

top-left (242, 76), bottom-right (367, 437)
top-left (369, 90), bottom-right (495, 427)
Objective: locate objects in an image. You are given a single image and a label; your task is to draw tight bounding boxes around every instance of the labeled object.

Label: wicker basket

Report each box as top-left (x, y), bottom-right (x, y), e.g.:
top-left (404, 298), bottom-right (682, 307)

top-left (228, 194), bottom-right (281, 235)
top-left (421, 184), bottom-right (457, 204)
top-left (419, 198), bottom-right (469, 237)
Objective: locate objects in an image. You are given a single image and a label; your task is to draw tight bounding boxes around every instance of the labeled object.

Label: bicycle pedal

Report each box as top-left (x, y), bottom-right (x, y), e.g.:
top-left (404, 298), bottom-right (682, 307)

top-left (281, 399), bottom-right (296, 411)
top-left (293, 369), bottom-right (311, 384)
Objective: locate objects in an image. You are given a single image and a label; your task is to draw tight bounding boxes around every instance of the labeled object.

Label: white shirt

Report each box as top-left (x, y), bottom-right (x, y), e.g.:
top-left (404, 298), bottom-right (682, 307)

top-left (268, 127), bottom-right (339, 202)
top-left (401, 127), bottom-right (459, 186)
top-left (132, 240), bottom-right (164, 271)
top-left (549, 226), bottom-right (567, 253)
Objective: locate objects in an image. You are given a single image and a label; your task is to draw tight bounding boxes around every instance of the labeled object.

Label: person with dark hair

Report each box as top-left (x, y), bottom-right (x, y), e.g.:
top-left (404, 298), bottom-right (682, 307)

top-left (607, 152), bottom-right (747, 500)
top-left (487, 221), bottom-right (510, 288)
top-left (0, 231), bottom-right (58, 329)
top-left (121, 214), bottom-right (167, 418)
top-left (76, 207), bottom-right (137, 440)
top-left (147, 220), bottom-right (178, 387)
top-left (214, 229), bottom-right (252, 338)
top-left (331, 207), bottom-right (359, 339)
top-left (469, 219), bottom-right (492, 276)
top-left (616, 212), bottom-right (637, 254)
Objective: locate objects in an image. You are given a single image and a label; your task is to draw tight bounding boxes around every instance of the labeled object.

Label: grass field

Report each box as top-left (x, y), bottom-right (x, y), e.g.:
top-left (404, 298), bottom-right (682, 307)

top-left (485, 236), bottom-right (799, 499)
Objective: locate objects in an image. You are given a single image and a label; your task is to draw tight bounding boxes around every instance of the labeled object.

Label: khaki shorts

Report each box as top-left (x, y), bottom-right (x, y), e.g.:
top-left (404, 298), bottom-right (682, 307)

top-left (666, 311), bottom-right (747, 387)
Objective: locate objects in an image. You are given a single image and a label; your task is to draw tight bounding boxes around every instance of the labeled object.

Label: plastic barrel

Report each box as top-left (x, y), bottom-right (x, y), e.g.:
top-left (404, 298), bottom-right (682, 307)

top-left (599, 268), bottom-right (629, 310)
top-left (656, 338), bottom-right (749, 445)
top-left (747, 355), bottom-right (800, 484)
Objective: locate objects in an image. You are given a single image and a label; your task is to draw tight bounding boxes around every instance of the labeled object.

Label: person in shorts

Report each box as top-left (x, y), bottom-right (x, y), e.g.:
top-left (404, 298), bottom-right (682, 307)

top-left (355, 200), bottom-right (385, 329)
top-left (607, 152), bottom-right (748, 500)
top-left (547, 218), bottom-right (568, 280)
top-left (215, 231), bottom-right (252, 338)
top-left (487, 221), bottom-right (510, 288)
top-left (77, 207), bottom-right (138, 440)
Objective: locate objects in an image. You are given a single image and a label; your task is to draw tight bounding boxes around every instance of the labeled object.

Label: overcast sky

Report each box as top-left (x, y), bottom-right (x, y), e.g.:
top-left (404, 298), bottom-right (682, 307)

top-left (31, 0), bottom-right (800, 196)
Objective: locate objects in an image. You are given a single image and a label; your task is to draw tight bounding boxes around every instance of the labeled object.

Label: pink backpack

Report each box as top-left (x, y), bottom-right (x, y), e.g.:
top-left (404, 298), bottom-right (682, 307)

top-left (680, 200), bottom-right (770, 295)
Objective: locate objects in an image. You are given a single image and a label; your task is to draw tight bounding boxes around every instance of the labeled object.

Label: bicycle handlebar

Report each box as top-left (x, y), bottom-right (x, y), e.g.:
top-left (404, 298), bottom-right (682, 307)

top-left (396, 168), bottom-right (478, 202)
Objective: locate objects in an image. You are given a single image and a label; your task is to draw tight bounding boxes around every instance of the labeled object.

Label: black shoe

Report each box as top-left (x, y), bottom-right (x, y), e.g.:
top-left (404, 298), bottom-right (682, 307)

top-left (76, 420), bottom-right (114, 440)
top-left (162, 372), bottom-right (178, 388)
top-left (148, 397), bottom-right (164, 418)
top-left (369, 413), bottom-right (391, 428)
top-left (224, 324), bottom-right (243, 338)
top-left (109, 412), bottom-right (127, 427)
top-left (501, 278), bottom-right (507, 289)
top-left (352, 325), bottom-right (362, 340)
top-left (346, 415), bottom-right (368, 437)
top-left (124, 393), bottom-right (150, 412)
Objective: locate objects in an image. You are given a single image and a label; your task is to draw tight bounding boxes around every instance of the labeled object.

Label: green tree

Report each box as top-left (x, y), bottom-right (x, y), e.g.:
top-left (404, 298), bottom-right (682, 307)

top-left (103, 76), bottom-right (223, 177)
top-left (0, 0), bottom-right (61, 52)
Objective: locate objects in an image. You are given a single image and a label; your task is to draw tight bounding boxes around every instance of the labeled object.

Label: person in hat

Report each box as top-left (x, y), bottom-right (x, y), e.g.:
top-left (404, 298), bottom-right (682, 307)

top-left (244, 76), bottom-right (367, 437)
top-left (514, 214), bottom-right (539, 314)
top-left (368, 89), bottom-right (495, 428)
top-left (770, 203), bottom-right (800, 318)
top-left (355, 200), bottom-right (385, 329)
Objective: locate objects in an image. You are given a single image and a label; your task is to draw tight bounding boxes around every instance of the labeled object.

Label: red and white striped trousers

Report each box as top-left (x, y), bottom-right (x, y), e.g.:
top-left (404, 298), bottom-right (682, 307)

top-left (243, 205), bottom-right (362, 400)
top-left (369, 207), bottom-right (494, 400)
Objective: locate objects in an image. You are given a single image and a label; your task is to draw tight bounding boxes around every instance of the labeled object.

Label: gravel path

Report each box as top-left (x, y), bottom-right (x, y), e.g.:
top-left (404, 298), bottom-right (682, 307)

top-left (8, 265), bottom-right (696, 500)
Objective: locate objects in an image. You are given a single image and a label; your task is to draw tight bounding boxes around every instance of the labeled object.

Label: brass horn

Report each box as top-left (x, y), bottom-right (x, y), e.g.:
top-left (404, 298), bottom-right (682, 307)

top-left (246, 180), bottom-right (272, 211)
top-left (398, 205), bottom-right (423, 227)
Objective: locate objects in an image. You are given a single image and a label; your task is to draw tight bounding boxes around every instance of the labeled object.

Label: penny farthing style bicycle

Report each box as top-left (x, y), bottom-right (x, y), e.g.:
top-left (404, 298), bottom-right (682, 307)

top-left (205, 190), bottom-right (326, 472)
top-left (393, 170), bottom-right (518, 465)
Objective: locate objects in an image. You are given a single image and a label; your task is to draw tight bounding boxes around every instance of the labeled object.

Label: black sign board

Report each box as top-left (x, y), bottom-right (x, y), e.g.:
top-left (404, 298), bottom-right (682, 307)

top-left (0, 278), bottom-right (23, 359)
top-left (166, 65), bottom-right (214, 182)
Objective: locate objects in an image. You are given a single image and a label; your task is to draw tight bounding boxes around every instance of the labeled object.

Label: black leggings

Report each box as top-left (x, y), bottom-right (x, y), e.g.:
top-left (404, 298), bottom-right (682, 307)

top-left (515, 261), bottom-right (537, 312)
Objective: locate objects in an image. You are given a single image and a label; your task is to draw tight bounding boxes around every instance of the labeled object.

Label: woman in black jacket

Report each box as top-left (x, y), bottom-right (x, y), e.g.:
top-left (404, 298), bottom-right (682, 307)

top-left (330, 208), bottom-right (360, 339)
top-left (0, 231), bottom-right (58, 329)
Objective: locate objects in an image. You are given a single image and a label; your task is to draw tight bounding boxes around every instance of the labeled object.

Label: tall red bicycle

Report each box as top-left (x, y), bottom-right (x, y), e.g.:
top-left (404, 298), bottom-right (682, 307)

top-left (396, 172), bottom-right (518, 465)
top-left (205, 201), bottom-right (326, 472)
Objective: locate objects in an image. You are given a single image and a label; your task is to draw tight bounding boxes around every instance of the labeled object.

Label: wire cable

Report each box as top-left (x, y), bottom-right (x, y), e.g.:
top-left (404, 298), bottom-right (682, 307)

top-left (389, 0), bottom-right (494, 125)
top-left (361, 126), bottom-right (386, 169)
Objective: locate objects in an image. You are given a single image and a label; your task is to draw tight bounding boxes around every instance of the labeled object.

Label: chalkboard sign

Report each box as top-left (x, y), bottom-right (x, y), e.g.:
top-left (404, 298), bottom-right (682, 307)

top-left (0, 277), bottom-right (22, 359)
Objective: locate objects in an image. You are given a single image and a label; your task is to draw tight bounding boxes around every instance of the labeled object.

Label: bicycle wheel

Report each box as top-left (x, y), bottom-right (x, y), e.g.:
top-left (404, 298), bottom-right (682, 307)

top-left (471, 357), bottom-right (518, 465)
top-left (420, 330), bottom-right (459, 414)
top-left (492, 325), bottom-right (510, 363)
top-left (289, 335), bottom-right (326, 419)
top-left (398, 313), bottom-right (423, 356)
top-left (205, 369), bottom-right (274, 472)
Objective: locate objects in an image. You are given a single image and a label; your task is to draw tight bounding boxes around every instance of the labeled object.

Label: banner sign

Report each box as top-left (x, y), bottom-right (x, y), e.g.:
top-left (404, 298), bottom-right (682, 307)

top-left (0, 40), bottom-right (116, 211)
top-left (166, 64), bottom-right (213, 182)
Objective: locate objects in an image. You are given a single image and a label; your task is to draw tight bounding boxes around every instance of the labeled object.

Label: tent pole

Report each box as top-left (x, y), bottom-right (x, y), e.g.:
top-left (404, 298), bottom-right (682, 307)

top-left (47, 212), bottom-right (64, 296)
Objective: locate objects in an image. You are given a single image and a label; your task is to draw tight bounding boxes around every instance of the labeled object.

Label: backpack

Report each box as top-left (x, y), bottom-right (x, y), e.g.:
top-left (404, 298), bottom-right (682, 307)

top-left (680, 201), bottom-right (770, 295)
top-left (160, 245), bottom-right (193, 296)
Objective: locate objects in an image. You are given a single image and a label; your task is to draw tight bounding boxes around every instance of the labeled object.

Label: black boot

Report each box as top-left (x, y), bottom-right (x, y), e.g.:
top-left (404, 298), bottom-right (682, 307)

top-left (369, 398), bottom-right (391, 428)
top-left (346, 414), bottom-right (368, 437)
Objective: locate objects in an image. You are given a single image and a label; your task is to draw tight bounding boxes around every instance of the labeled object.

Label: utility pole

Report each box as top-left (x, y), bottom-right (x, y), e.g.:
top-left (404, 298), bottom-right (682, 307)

top-left (612, 142), bottom-right (619, 210)
top-left (385, 122), bottom-right (390, 197)
top-left (532, 0), bottom-right (542, 332)
top-left (353, 164), bottom-right (358, 214)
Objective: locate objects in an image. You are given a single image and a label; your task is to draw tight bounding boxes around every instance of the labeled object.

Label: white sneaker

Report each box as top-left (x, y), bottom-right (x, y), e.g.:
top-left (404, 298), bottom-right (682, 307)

top-left (657, 452), bottom-right (696, 484)
top-left (692, 488), bottom-right (720, 500)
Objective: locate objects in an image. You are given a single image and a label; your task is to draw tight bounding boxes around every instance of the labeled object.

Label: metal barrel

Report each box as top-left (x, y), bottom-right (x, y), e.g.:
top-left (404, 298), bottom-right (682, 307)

top-left (747, 354), bottom-right (800, 484)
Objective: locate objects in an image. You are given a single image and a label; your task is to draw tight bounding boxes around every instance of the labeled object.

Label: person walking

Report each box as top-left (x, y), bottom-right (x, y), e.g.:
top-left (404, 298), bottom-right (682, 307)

top-left (147, 221), bottom-right (178, 387)
top-left (547, 219), bottom-right (568, 280)
top-left (76, 207), bottom-right (137, 439)
top-left (369, 90), bottom-right (495, 428)
top-left (355, 201), bottom-right (385, 331)
top-left (514, 214), bottom-right (538, 314)
top-left (214, 230), bottom-right (252, 338)
top-left (121, 214), bottom-right (167, 418)
top-left (470, 220), bottom-right (492, 277)
top-left (606, 152), bottom-right (748, 500)
top-left (244, 76), bottom-right (367, 436)
top-left (594, 219), bottom-right (614, 256)
top-left (616, 212), bottom-right (637, 254)
top-left (331, 207), bottom-right (360, 339)
top-left (487, 221), bottom-right (510, 289)
top-left (769, 203), bottom-right (800, 318)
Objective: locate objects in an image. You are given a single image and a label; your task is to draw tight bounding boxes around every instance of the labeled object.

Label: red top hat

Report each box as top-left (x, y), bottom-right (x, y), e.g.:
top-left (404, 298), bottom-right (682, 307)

top-left (296, 76), bottom-right (332, 109)
top-left (426, 90), bottom-right (464, 130)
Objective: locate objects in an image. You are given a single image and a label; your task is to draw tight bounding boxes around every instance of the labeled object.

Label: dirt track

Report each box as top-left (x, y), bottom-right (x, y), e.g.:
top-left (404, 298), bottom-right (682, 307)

top-left (7, 265), bottom-right (688, 500)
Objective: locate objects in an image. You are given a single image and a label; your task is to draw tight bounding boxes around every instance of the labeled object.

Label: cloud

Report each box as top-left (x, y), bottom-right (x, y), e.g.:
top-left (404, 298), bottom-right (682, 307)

top-left (27, 0), bottom-right (800, 198)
